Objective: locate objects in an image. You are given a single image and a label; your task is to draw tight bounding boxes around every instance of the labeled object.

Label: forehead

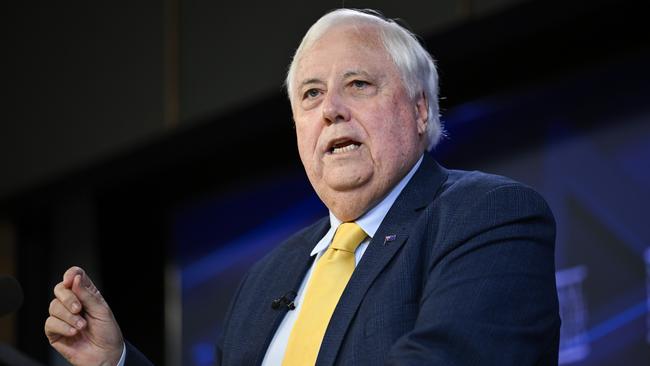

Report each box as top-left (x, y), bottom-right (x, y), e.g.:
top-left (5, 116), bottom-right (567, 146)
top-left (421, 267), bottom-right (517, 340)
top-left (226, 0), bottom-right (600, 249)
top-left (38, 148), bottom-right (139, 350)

top-left (294, 24), bottom-right (395, 81)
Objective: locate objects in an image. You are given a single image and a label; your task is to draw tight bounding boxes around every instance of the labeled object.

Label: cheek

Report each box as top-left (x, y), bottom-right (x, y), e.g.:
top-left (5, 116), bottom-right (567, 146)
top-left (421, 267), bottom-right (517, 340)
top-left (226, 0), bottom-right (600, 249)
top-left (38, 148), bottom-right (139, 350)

top-left (370, 105), bottom-right (406, 139)
top-left (369, 108), bottom-right (416, 160)
top-left (295, 122), bottom-right (319, 164)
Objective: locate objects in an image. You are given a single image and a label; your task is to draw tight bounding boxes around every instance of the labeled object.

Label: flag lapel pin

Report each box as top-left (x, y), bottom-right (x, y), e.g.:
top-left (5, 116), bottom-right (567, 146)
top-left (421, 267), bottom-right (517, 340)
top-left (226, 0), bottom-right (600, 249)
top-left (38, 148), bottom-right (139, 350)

top-left (383, 234), bottom-right (397, 245)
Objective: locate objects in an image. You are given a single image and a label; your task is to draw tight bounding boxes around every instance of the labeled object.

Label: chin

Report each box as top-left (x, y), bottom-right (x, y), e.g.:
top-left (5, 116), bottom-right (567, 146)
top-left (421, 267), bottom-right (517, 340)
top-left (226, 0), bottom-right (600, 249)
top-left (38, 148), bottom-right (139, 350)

top-left (324, 174), bottom-right (372, 191)
top-left (323, 165), bottom-right (373, 190)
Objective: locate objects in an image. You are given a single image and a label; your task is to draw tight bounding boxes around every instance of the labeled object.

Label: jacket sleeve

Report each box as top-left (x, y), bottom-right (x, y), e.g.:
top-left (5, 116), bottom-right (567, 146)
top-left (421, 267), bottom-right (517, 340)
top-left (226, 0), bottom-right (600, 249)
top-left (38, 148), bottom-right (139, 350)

top-left (386, 184), bottom-right (561, 365)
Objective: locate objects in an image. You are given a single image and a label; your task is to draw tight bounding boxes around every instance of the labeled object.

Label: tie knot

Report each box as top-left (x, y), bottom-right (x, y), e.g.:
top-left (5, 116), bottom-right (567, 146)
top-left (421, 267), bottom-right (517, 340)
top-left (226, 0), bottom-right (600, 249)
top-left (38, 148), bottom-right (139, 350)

top-left (330, 222), bottom-right (367, 253)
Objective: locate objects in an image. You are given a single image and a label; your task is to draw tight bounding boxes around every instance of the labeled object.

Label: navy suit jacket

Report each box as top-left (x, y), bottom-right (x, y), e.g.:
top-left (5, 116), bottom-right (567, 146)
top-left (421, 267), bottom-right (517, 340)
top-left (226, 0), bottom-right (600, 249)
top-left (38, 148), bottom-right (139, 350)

top-left (128, 155), bottom-right (560, 365)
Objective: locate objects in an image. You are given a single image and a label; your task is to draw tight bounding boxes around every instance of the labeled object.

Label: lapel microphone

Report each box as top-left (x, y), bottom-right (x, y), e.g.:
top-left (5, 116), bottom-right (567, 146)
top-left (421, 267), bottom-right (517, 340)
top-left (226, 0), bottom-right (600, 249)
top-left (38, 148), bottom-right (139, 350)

top-left (271, 291), bottom-right (297, 310)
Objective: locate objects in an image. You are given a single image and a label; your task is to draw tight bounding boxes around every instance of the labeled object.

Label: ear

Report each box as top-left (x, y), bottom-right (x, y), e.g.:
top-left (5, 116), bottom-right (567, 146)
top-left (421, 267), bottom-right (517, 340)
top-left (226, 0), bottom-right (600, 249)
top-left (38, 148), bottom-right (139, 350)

top-left (414, 91), bottom-right (429, 136)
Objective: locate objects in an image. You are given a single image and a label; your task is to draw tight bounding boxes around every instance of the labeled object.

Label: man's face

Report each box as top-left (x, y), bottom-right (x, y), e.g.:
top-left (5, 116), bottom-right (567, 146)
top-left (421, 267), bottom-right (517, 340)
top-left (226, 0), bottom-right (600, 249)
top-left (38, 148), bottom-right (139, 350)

top-left (291, 24), bottom-right (428, 221)
top-left (292, 26), bottom-right (427, 221)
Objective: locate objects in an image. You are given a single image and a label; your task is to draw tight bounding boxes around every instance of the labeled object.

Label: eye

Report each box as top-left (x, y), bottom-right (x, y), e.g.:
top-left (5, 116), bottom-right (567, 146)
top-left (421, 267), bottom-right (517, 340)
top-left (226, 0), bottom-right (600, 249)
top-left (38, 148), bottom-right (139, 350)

top-left (303, 88), bottom-right (321, 99)
top-left (351, 80), bottom-right (369, 89)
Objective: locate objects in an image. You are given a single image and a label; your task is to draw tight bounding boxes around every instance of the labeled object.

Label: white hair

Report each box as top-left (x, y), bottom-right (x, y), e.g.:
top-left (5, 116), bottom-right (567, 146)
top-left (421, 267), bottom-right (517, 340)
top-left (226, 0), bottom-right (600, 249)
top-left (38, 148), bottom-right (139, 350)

top-left (285, 9), bottom-right (443, 151)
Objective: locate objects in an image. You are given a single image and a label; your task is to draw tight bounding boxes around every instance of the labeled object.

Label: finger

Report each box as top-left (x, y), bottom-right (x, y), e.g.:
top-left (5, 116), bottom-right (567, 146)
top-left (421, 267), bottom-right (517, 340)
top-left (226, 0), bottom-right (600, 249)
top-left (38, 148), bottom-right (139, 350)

top-left (53, 282), bottom-right (82, 314)
top-left (49, 298), bottom-right (86, 330)
top-left (45, 315), bottom-right (79, 342)
top-left (62, 266), bottom-right (85, 288)
top-left (71, 273), bottom-right (107, 314)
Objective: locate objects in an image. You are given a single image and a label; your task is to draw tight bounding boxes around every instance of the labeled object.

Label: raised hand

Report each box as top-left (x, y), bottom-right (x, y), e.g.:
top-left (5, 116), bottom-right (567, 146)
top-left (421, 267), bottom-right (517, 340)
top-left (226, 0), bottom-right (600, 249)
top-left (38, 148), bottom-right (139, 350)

top-left (45, 266), bottom-right (124, 365)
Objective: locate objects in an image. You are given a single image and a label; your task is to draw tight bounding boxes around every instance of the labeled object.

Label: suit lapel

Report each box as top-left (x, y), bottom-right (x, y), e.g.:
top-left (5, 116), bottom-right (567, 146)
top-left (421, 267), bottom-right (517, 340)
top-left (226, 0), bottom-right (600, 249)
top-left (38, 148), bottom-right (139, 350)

top-left (250, 217), bottom-right (330, 365)
top-left (316, 154), bottom-right (448, 366)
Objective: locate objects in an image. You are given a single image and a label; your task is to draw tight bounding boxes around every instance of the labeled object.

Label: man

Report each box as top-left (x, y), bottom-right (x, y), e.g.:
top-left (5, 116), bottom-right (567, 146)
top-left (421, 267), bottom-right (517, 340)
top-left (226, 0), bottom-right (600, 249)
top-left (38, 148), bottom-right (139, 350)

top-left (45, 9), bottom-right (560, 365)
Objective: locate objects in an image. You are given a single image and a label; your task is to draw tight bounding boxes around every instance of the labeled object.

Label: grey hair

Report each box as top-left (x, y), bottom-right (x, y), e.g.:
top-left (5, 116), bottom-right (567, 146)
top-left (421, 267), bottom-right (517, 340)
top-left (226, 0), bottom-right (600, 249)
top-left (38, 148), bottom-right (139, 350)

top-left (285, 9), bottom-right (443, 151)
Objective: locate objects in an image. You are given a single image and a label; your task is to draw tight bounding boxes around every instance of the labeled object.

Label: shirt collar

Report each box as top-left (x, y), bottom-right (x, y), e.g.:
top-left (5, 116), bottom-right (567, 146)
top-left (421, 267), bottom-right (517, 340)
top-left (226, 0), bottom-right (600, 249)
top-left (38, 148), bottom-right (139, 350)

top-left (310, 155), bottom-right (424, 257)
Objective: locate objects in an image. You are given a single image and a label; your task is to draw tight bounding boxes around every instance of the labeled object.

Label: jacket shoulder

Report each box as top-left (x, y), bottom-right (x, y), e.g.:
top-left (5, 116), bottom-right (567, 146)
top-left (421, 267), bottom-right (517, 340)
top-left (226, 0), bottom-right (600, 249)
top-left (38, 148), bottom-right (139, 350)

top-left (439, 168), bottom-right (548, 206)
top-left (431, 167), bottom-right (554, 229)
top-left (444, 168), bottom-right (526, 194)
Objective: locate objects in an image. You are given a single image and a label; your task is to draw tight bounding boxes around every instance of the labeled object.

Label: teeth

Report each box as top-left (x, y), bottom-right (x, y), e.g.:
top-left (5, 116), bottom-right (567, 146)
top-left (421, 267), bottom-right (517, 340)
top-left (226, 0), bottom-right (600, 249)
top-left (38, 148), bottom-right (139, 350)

top-left (332, 143), bottom-right (360, 154)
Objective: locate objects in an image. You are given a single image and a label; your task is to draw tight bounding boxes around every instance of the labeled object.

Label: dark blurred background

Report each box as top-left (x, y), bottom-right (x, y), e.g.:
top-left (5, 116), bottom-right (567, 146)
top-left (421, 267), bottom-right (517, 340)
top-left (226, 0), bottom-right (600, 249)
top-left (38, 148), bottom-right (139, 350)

top-left (1, 0), bottom-right (649, 365)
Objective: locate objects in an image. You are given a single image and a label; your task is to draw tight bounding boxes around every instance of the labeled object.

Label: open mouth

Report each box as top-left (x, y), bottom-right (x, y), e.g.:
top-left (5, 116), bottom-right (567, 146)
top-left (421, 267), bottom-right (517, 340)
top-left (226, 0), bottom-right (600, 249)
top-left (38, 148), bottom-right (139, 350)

top-left (328, 139), bottom-right (361, 154)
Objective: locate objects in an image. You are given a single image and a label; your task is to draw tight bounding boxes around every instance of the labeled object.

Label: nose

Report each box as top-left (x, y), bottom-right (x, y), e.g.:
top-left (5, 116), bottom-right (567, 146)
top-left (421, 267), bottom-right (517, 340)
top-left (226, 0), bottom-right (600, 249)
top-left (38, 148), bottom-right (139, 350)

top-left (321, 90), bottom-right (351, 124)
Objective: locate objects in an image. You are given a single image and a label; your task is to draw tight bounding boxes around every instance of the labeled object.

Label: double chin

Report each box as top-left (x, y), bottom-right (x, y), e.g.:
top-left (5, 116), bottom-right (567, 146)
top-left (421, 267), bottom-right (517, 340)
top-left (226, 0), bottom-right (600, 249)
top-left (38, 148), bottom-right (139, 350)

top-left (314, 166), bottom-right (381, 221)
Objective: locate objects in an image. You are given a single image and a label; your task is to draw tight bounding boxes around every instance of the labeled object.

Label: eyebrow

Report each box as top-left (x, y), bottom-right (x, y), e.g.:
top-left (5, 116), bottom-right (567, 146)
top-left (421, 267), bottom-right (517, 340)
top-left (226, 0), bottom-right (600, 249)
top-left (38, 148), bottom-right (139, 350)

top-left (299, 78), bottom-right (324, 89)
top-left (343, 70), bottom-right (372, 79)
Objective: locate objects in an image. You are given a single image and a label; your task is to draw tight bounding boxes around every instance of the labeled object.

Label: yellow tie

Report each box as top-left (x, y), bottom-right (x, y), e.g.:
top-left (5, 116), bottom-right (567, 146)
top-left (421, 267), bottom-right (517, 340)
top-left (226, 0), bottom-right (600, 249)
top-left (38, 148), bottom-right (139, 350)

top-left (282, 222), bottom-right (367, 366)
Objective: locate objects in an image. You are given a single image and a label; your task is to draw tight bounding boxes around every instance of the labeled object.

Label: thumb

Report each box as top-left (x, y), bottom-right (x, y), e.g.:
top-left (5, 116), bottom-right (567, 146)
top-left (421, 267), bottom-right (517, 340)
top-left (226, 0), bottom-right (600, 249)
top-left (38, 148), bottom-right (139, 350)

top-left (62, 266), bottom-right (85, 288)
top-left (71, 273), bottom-right (109, 316)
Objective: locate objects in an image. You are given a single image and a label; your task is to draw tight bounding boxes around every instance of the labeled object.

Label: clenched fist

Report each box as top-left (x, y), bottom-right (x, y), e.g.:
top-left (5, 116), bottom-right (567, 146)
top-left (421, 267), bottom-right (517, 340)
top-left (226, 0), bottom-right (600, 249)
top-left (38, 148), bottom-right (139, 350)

top-left (45, 266), bottom-right (124, 365)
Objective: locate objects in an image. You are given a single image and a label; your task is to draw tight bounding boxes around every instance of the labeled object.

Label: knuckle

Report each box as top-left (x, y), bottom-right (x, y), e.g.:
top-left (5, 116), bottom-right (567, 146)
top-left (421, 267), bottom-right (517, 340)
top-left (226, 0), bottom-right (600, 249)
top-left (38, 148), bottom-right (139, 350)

top-left (55, 291), bottom-right (70, 305)
top-left (49, 299), bottom-right (58, 313)
top-left (44, 316), bottom-right (54, 331)
top-left (63, 295), bottom-right (74, 305)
